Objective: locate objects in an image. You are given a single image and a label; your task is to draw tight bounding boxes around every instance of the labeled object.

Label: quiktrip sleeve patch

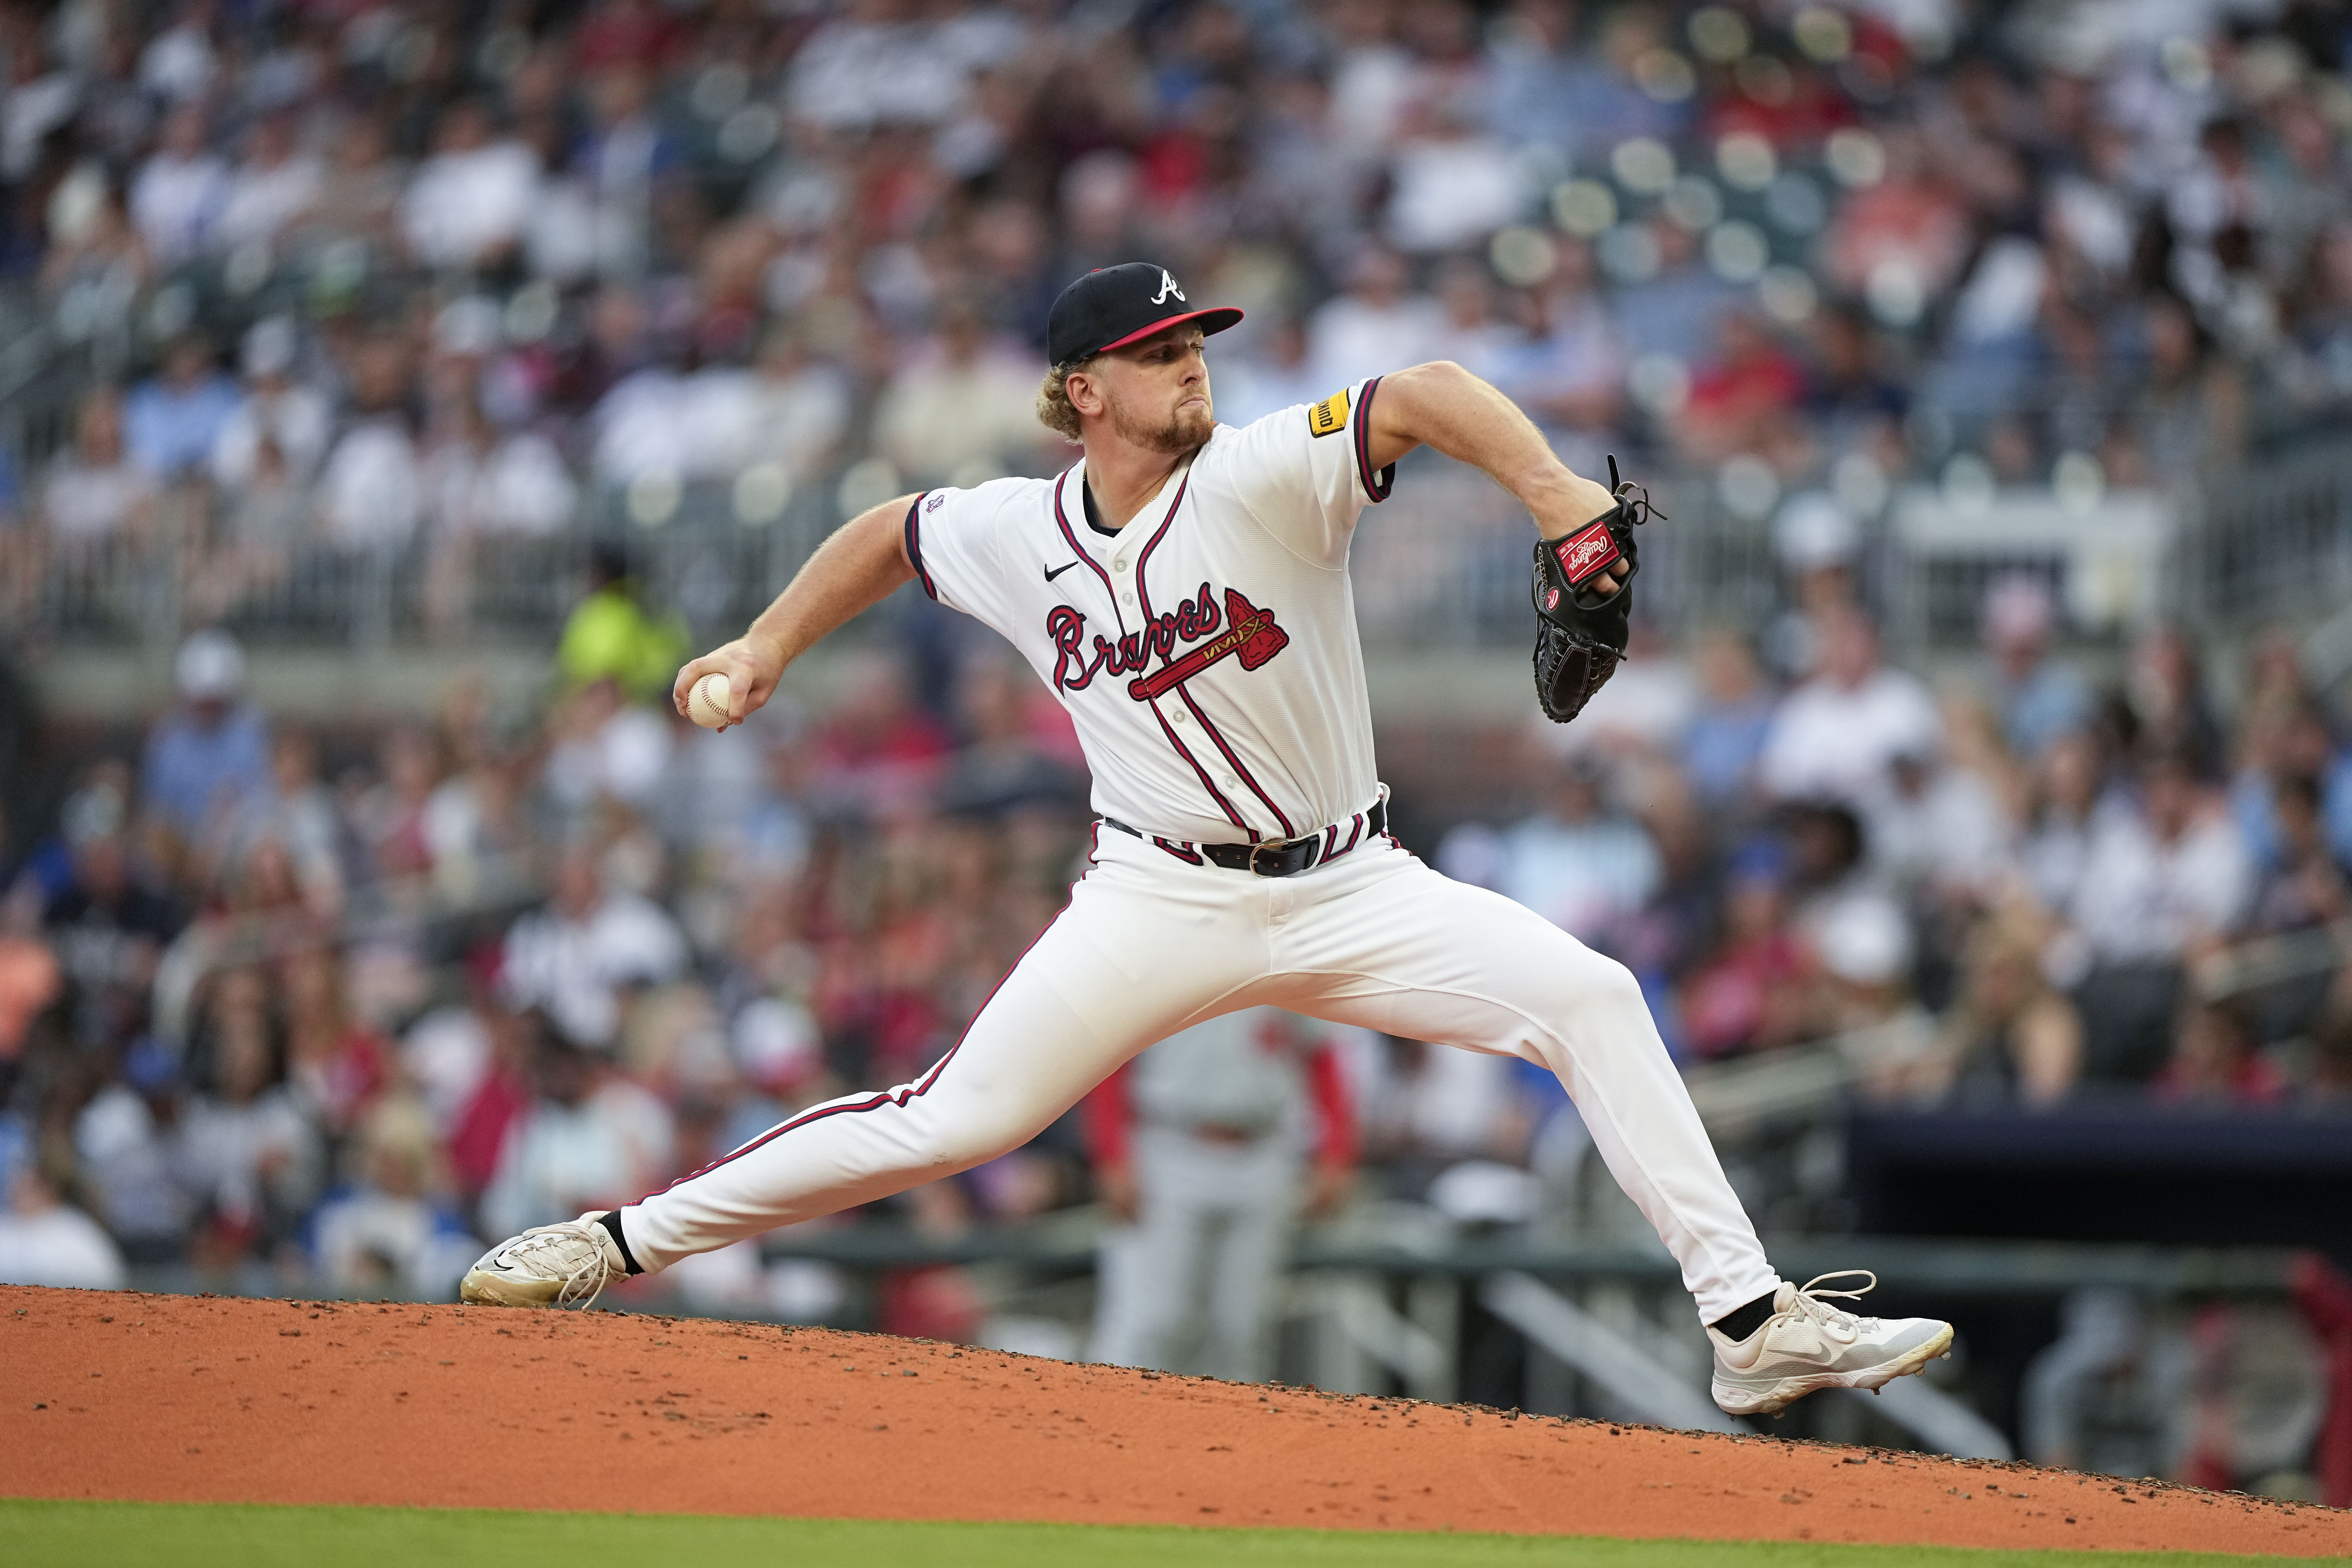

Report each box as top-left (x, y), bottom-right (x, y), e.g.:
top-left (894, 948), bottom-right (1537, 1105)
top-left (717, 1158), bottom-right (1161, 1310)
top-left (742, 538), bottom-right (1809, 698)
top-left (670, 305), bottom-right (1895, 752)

top-left (1307, 389), bottom-right (1349, 438)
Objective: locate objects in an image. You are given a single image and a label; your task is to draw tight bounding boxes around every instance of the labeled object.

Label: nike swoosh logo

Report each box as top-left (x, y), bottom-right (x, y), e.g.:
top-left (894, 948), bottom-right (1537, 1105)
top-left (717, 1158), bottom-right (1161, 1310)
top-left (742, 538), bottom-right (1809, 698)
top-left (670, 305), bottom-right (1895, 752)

top-left (1044, 561), bottom-right (1081, 581)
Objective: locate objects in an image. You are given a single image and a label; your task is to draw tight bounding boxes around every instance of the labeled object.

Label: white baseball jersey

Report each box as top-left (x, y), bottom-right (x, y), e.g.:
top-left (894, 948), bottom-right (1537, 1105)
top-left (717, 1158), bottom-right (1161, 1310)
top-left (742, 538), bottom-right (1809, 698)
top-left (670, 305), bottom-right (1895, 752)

top-left (904, 377), bottom-right (1396, 845)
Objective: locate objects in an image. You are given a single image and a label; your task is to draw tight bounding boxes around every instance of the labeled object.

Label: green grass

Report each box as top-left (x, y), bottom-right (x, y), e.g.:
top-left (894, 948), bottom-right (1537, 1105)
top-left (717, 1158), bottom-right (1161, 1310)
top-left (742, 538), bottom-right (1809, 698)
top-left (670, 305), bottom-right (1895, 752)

top-left (0, 1500), bottom-right (2339, 1568)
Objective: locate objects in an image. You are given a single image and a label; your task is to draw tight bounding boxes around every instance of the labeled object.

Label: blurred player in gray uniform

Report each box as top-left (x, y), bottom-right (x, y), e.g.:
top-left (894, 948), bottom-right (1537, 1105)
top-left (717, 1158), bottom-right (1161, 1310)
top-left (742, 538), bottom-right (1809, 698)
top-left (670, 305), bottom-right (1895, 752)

top-left (1086, 1006), bottom-right (1352, 1381)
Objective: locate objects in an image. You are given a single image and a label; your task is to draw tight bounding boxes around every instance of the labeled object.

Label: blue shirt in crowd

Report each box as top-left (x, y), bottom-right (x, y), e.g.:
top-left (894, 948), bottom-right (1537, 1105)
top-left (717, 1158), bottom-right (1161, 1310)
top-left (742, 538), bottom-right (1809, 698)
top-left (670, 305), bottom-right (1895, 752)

top-left (123, 373), bottom-right (240, 478)
top-left (141, 703), bottom-right (271, 839)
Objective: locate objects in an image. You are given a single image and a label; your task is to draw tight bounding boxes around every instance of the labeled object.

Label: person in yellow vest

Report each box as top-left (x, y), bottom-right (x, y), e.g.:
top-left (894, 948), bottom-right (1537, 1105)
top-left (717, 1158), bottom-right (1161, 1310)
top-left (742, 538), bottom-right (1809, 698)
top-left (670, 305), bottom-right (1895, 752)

top-left (556, 547), bottom-right (687, 704)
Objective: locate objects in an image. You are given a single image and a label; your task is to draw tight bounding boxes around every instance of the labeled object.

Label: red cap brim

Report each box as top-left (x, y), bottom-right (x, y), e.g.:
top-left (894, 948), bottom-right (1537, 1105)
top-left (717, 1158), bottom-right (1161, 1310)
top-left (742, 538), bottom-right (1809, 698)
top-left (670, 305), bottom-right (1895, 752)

top-left (1094, 306), bottom-right (1245, 356)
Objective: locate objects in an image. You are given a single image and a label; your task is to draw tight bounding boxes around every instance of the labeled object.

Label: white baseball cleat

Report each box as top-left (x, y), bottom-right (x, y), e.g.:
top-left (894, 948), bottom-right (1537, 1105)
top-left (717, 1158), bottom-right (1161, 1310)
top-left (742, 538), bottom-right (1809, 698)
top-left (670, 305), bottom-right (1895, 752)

top-left (1708, 1271), bottom-right (1953, 1416)
top-left (460, 1215), bottom-right (628, 1308)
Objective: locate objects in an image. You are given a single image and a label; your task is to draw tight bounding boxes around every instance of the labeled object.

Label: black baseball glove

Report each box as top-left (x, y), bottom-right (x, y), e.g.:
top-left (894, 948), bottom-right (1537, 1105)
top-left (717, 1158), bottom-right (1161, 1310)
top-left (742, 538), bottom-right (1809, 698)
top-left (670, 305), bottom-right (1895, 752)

top-left (1531, 456), bottom-right (1661, 724)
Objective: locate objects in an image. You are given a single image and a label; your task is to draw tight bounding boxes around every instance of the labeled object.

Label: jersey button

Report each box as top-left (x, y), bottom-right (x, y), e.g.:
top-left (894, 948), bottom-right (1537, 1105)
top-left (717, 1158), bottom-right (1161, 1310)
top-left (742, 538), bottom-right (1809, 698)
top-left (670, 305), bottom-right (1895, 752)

top-left (1120, 590), bottom-right (1135, 606)
top-left (1223, 774), bottom-right (1239, 789)
top-left (1172, 709), bottom-right (1188, 724)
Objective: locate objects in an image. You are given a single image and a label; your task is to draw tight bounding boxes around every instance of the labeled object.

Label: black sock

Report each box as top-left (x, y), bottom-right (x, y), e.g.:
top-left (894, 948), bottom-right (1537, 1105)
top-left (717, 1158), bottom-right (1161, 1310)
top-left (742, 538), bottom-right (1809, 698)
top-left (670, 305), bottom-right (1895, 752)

top-left (595, 1210), bottom-right (644, 1276)
top-left (1709, 1289), bottom-right (1779, 1342)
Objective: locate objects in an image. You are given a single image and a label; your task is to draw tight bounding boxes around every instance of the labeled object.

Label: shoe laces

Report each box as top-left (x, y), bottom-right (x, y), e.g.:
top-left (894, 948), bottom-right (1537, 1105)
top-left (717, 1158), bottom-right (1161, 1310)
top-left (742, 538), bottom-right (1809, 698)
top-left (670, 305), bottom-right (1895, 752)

top-left (500, 1221), bottom-right (621, 1309)
top-left (1787, 1271), bottom-right (1883, 1336)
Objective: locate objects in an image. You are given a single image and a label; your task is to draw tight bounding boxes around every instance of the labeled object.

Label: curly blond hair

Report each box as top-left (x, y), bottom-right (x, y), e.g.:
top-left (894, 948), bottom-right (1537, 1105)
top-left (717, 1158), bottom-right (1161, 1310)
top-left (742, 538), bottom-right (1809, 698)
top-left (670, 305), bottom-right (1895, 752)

top-left (1034, 357), bottom-right (1100, 444)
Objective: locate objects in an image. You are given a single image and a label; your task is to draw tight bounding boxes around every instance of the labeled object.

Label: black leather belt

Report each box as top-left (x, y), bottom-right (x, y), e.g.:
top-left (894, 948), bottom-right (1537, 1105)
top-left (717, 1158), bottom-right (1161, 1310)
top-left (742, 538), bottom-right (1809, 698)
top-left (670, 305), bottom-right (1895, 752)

top-left (1101, 798), bottom-right (1387, 877)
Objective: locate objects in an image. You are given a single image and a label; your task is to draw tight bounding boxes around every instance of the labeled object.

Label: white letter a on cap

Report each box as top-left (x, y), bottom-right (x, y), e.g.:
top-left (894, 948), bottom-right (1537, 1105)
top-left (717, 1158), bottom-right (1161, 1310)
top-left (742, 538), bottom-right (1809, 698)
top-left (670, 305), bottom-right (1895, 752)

top-left (1152, 268), bottom-right (1186, 304)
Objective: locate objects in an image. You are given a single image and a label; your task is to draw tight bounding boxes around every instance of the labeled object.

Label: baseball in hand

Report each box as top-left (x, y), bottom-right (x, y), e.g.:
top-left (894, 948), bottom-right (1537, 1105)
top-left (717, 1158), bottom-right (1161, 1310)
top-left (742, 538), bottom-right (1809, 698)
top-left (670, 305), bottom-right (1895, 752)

top-left (687, 671), bottom-right (733, 730)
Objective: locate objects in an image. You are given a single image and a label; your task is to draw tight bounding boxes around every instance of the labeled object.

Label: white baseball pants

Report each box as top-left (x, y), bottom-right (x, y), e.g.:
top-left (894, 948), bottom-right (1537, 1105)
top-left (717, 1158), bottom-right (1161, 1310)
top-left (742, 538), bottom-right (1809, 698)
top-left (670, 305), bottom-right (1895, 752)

top-left (622, 827), bottom-right (1782, 1322)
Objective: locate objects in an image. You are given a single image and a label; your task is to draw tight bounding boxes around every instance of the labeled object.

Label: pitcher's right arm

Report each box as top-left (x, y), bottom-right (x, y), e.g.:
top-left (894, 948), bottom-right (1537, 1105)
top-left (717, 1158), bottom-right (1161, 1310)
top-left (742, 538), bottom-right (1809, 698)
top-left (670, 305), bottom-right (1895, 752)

top-left (671, 493), bottom-right (921, 727)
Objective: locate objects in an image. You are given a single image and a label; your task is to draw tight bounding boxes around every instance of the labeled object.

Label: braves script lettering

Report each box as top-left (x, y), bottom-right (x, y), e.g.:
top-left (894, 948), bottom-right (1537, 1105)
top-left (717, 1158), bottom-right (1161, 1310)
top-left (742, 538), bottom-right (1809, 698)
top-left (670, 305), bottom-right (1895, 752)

top-left (1046, 584), bottom-right (1289, 698)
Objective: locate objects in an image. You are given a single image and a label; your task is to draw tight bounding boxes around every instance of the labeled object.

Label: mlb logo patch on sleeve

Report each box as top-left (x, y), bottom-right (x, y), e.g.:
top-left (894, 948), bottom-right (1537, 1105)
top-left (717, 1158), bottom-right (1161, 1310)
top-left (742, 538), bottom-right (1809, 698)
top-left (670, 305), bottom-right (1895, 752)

top-left (1307, 389), bottom-right (1350, 438)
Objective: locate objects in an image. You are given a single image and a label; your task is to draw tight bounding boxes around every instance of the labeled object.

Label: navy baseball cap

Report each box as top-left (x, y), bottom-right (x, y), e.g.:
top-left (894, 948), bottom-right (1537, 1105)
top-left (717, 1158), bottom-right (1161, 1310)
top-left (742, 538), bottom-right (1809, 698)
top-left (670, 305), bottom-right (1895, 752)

top-left (1047, 263), bottom-right (1243, 369)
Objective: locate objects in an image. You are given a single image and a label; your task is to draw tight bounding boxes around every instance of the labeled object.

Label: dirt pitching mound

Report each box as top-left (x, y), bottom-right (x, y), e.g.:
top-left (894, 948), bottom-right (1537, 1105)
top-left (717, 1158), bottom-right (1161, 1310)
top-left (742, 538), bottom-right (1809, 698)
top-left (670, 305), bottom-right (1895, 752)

top-left (4, 1285), bottom-right (2344, 1555)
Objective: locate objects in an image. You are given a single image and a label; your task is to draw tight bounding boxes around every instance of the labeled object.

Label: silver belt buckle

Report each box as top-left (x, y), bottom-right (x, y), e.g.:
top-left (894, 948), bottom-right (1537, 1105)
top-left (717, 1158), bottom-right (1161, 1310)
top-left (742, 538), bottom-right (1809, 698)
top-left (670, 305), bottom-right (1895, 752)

top-left (1249, 838), bottom-right (1294, 876)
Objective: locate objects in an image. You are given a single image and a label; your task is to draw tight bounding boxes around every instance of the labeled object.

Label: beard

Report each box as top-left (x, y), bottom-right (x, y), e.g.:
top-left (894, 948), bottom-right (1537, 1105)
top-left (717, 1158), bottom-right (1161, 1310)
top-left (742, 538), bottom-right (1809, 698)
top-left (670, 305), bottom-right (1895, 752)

top-left (1109, 386), bottom-right (1215, 454)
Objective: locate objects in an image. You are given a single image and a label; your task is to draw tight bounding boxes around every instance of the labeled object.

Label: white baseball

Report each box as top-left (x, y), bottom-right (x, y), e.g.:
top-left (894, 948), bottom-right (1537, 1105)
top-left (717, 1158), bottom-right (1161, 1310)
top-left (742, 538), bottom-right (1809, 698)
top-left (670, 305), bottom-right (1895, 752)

top-left (687, 671), bottom-right (733, 730)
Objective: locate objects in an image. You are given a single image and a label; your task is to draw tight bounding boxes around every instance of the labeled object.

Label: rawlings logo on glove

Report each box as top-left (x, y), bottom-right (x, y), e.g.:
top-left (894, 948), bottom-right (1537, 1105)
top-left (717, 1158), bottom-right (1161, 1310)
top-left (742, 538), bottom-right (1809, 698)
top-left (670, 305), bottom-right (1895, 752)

top-left (1531, 457), bottom-right (1660, 725)
top-left (1551, 520), bottom-right (1624, 588)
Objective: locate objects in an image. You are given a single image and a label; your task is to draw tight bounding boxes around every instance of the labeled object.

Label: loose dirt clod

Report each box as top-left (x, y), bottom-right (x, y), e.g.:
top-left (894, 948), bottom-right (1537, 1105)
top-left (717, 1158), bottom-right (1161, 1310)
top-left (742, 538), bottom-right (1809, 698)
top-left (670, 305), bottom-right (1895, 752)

top-left (2, 1284), bottom-right (2345, 1555)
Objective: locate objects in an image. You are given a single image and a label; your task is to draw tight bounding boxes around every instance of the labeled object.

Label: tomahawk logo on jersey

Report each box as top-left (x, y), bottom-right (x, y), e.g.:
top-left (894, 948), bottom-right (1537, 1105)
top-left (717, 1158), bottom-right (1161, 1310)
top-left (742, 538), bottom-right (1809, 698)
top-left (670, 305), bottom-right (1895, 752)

top-left (904, 378), bottom-right (1395, 848)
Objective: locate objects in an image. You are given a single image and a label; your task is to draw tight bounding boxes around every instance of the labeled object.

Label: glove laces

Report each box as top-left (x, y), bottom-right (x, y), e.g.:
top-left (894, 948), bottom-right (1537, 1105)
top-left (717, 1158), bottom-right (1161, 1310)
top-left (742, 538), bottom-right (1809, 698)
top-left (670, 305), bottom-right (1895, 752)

top-left (1604, 454), bottom-right (1666, 527)
top-left (1788, 1270), bottom-right (1883, 1335)
top-left (502, 1221), bottom-right (622, 1309)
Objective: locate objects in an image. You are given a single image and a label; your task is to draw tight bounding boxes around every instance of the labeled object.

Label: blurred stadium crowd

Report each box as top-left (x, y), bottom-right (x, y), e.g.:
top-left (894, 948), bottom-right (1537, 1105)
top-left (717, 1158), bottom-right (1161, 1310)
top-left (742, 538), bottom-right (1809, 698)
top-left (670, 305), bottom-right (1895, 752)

top-left (2, 0), bottom-right (2350, 573)
top-left (1, 0), bottom-right (2351, 1465)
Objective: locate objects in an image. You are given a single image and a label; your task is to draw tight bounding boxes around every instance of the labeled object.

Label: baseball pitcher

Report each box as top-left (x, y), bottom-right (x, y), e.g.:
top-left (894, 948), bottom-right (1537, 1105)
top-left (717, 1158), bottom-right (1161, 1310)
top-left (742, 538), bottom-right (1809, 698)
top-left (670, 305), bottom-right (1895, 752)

top-left (464, 262), bottom-right (1952, 1416)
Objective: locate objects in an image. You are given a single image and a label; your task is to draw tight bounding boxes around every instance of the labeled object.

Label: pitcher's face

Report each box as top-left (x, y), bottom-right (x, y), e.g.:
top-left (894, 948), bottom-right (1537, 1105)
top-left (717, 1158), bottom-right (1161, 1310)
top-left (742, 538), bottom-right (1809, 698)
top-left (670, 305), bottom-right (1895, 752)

top-left (1085, 326), bottom-right (1213, 454)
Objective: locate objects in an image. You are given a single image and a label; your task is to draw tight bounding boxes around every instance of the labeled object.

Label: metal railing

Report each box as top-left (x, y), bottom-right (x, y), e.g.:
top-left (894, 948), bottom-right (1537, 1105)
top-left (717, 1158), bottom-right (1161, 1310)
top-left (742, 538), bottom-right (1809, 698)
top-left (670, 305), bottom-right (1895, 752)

top-left (2179, 441), bottom-right (2352, 633)
top-left (7, 438), bottom-right (2351, 660)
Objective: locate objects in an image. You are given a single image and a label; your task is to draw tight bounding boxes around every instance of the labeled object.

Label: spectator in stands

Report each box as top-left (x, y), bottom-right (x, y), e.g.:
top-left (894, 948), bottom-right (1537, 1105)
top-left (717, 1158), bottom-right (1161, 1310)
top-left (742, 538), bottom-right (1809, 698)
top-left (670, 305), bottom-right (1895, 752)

top-left (693, 324), bottom-right (852, 485)
top-left (128, 101), bottom-right (224, 264)
top-left (43, 768), bottom-right (178, 1052)
top-left (1822, 121), bottom-right (1970, 322)
top-left (1679, 312), bottom-right (1807, 467)
top-left (316, 336), bottom-right (424, 552)
top-left (2158, 997), bottom-right (2289, 1106)
top-left (1869, 693), bottom-right (2022, 909)
top-left (1385, 88), bottom-right (1519, 256)
top-left (400, 98), bottom-right (539, 273)
top-left (2249, 771), bottom-right (2351, 937)
top-left (214, 111), bottom-right (321, 252)
top-left (500, 836), bottom-right (689, 1053)
top-left (220, 728), bottom-right (345, 920)
top-left (295, 113), bottom-right (403, 253)
top-left (1800, 305), bottom-right (1907, 464)
top-left (1424, 258), bottom-right (1519, 382)
top-left (872, 300), bottom-right (1051, 487)
top-left (2123, 625), bottom-right (2225, 791)
top-left (1981, 575), bottom-right (2093, 763)
top-left (2066, 745), bottom-right (2254, 1083)
top-left (1925, 900), bottom-right (2082, 1106)
top-left (1501, 241), bottom-right (1625, 462)
top-left (802, 649), bottom-right (954, 824)
top-left (1611, 217), bottom-right (1741, 372)
top-left (282, 949), bottom-right (389, 1139)
top-left (211, 317), bottom-right (330, 492)
top-left (1488, 750), bottom-right (1662, 951)
top-left (556, 548), bottom-right (688, 706)
top-left (2017, 728), bottom-right (2110, 919)
top-left (1763, 492), bottom-right (1862, 681)
top-left (40, 388), bottom-right (155, 548)
top-left (177, 964), bottom-right (327, 1266)
top-left (1679, 838), bottom-right (1813, 1062)
top-left (1760, 605), bottom-right (1941, 809)
top-left (2124, 296), bottom-right (2246, 485)
top-left (480, 1017), bottom-right (675, 1241)
top-left (0, 1151), bottom-right (127, 1289)
top-left (308, 1096), bottom-right (481, 1298)
top-left (937, 655), bottom-right (1086, 820)
top-left (124, 333), bottom-right (239, 481)
top-left (1784, 799), bottom-right (1912, 1027)
top-left (1212, 316), bottom-right (1321, 429)
top-left (140, 630), bottom-right (270, 861)
top-left (1308, 246), bottom-right (1443, 391)
top-left (72, 1038), bottom-right (194, 1262)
